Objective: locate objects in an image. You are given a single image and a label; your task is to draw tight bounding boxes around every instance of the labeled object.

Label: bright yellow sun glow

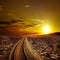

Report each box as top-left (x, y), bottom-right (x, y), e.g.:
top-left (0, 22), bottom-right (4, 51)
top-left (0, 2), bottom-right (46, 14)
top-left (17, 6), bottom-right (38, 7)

top-left (42, 26), bottom-right (51, 34)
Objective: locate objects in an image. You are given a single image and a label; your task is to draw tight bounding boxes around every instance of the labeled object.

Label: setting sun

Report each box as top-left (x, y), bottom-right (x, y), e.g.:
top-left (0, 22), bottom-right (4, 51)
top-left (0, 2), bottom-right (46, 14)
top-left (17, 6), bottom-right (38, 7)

top-left (42, 26), bottom-right (51, 34)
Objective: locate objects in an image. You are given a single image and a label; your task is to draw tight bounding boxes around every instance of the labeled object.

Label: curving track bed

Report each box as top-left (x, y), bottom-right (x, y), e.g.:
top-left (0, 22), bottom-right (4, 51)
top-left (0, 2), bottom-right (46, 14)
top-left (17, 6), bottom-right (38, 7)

top-left (8, 37), bottom-right (27, 60)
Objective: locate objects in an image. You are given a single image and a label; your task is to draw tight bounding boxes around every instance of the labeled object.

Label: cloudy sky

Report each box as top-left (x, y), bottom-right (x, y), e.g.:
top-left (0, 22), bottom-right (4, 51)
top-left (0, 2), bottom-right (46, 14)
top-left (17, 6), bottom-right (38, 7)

top-left (0, 0), bottom-right (60, 18)
top-left (0, 0), bottom-right (60, 35)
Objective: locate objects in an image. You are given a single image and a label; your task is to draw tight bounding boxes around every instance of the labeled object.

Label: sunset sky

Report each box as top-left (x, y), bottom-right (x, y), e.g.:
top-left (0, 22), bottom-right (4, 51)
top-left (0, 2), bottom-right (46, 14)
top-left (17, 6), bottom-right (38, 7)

top-left (0, 0), bottom-right (60, 35)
